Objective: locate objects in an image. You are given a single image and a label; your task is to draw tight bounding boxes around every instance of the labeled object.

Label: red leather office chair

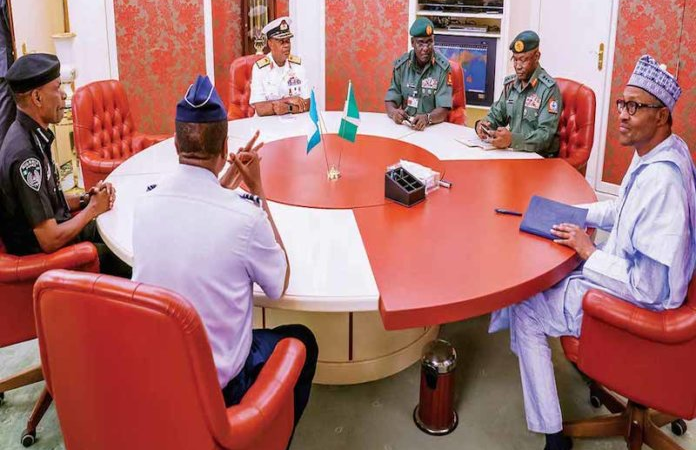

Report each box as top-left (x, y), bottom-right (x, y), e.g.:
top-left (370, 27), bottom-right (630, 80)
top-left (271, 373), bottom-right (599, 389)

top-left (72, 80), bottom-right (168, 190)
top-left (228, 55), bottom-right (265, 120)
top-left (447, 60), bottom-right (466, 125)
top-left (0, 238), bottom-right (99, 446)
top-left (560, 276), bottom-right (696, 450)
top-left (33, 270), bottom-right (306, 450)
top-left (556, 78), bottom-right (596, 174)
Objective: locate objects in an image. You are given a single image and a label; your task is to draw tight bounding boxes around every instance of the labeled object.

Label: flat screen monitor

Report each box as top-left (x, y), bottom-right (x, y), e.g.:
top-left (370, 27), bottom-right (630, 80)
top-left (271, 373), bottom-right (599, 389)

top-left (434, 35), bottom-right (497, 106)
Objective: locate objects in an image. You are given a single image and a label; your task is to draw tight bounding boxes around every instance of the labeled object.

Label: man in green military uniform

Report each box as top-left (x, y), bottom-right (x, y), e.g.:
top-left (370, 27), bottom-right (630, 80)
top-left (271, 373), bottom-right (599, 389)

top-left (385, 17), bottom-right (452, 131)
top-left (476, 30), bottom-right (562, 157)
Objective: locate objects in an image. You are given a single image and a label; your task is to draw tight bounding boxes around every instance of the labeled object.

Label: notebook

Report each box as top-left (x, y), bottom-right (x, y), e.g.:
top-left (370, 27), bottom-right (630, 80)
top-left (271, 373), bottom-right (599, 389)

top-left (455, 136), bottom-right (497, 151)
top-left (519, 196), bottom-right (588, 240)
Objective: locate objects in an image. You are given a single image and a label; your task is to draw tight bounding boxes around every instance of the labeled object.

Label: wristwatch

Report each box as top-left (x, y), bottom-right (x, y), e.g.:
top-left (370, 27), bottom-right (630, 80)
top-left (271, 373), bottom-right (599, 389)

top-left (79, 192), bottom-right (90, 209)
top-left (427, 112), bottom-right (432, 125)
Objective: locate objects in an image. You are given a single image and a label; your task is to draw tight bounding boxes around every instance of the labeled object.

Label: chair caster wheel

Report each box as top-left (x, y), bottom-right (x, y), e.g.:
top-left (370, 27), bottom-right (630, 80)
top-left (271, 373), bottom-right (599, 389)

top-left (589, 395), bottom-right (602, 408)
top-left (21, 429), bottom-right (36, 447)
top-left (671, 419), bottom-right (687, 436)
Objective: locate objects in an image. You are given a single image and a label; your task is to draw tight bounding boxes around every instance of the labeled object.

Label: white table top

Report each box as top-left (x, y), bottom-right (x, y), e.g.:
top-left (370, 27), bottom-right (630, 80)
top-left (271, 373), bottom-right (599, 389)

top-left (97, 111), bottom-right (539, 312)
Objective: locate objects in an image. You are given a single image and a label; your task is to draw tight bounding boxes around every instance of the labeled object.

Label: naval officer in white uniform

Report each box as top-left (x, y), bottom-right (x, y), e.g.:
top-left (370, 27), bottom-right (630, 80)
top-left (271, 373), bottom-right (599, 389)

top-left (249, 16), bottom-right (310, 116)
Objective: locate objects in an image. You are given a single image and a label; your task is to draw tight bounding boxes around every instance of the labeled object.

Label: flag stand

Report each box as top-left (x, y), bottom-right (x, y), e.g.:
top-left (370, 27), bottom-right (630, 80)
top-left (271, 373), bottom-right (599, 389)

top-left (318, 111), bottom-right (341, 180)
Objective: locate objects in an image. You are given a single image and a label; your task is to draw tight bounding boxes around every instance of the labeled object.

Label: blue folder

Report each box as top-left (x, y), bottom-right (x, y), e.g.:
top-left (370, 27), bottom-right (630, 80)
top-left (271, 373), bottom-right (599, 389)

top-left (520, 195), bottom-right (588, 240)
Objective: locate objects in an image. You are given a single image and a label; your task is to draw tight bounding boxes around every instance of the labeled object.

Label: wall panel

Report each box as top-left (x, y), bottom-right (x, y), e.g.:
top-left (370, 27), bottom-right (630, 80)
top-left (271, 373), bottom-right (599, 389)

top-left (325, 0), bottom-right (408, 112)
top-left (114, 0), bottom-right (206, 134)
top-left (601, 0), bottom-right (687, 185)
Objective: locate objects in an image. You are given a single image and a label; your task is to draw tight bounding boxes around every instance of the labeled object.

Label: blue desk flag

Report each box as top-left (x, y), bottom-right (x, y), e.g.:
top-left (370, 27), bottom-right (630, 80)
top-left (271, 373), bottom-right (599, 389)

top-left (307, 90), bottom-right (321, 153)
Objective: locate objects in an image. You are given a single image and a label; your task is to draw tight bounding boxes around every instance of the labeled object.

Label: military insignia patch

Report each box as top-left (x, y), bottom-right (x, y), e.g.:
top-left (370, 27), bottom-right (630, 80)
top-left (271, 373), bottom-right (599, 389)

top-left (426, 25), bottom-right (433, 36)
top-left (20, 158), bottom-right (42, 192)
top-left (524, 93), bottom-right (541, 109)
top-left (514, 40), bottom-right (524, 53)
top-left (256, 57), bottom-right (271, 69)
top-left (447, 73), bottom-right (453, 86)
top-left (422, 77), bottom-right (438, 89)
top-left (548, 97), bottom-right (559, 114)
top-left (280, 20), bottom-right (289, 31)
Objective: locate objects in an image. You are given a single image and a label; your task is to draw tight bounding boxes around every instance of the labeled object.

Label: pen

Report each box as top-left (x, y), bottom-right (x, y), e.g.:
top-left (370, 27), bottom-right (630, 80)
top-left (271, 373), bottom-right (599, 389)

top-left (438, 179), bottom-right (453, 189)
top-left (495, 208), bottom-right (522, 216)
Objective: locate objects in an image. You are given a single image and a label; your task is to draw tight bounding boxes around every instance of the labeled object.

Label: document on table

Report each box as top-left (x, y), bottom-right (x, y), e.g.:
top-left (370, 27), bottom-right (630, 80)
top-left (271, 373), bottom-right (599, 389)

top-left (455, 136), bottom-right (497, 151)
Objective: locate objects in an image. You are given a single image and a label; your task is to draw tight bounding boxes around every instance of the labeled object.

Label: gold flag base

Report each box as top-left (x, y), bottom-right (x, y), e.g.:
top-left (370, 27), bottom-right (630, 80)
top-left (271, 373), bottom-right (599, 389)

top-left (327, 166), bottom-right (341, 180)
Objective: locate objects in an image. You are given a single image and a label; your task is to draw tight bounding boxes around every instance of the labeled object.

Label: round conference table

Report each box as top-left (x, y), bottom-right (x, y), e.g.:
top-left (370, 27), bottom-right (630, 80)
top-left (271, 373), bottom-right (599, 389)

top-left (97, 111), bottom-right (596, 384)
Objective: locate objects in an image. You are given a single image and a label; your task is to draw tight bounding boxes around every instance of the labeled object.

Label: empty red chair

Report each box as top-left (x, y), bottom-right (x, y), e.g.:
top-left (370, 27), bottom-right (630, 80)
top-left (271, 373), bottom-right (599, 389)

top-left (556, 78), bottom-right (596, 173)
top-left (33, 270), bottom-right (306, 450)
top-left (72, 80), bottom-right (168, 189)
top-left (0, 237), bottom-right (99, 446)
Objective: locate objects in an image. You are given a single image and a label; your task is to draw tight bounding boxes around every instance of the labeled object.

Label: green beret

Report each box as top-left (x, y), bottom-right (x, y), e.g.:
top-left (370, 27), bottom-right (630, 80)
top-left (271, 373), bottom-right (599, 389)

top-left (410, 17), bottom-right (435, 38)
top-left (509, 30), bottom-right (540, 54)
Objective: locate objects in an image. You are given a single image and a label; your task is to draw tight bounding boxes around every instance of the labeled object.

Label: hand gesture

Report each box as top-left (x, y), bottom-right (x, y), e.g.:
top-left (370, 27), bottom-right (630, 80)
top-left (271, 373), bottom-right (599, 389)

top-left (287, 96), bottom-right (306, 114)
top-left (476, 120), bottom-right (492, 140)
top-left (491, 127), bottom-right (512, 149)
top-left (220, 131), bottom-right (262, 190)
top-left (391, 108), bottom-right (408, 125)
top-left (88, 185), bottom-right (112, 216)
top-left (551, 223), bottom-right (596, 260)
top-left (412, 114), bottom-right (428, 131)
top-left (231, 131), bottom-right (265, 195)
top-left (90, 180), bottom-right (116, 209)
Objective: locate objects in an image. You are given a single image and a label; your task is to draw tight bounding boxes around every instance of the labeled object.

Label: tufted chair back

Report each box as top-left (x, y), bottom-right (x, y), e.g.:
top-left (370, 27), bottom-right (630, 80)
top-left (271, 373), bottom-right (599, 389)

top-left (34, 270), bottom-right (305, 450)
top-left (73, 80), bottom-right (168, 189)
top-left (228, 55), bottom-right (265, 120)
top-left (556, 78), bottom-right (596, 173)
top-left (447, 60), bottom-right (467, 125)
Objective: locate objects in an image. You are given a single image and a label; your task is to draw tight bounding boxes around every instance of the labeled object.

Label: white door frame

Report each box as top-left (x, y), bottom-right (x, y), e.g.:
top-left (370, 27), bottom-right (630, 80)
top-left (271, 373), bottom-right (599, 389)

top-left (590, 0), bottom-right (621, 195)
top-left (104, 0), bottom-right (118, 80)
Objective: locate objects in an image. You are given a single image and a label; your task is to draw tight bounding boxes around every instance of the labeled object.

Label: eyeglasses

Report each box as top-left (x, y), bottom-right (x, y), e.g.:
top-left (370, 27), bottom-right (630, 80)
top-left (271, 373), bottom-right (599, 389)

top-left (616, 99), bottom-right (664, 116)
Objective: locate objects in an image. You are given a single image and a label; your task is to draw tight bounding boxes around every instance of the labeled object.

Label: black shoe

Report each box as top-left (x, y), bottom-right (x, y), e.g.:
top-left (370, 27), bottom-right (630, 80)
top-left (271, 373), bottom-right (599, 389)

top-left (544, 432), bottom-right (573, 450)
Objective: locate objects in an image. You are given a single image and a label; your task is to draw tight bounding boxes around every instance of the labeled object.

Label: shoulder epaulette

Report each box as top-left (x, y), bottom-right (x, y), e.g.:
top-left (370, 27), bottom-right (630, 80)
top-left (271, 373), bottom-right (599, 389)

top-left (288, 54), bottom-right (302, 65)
top-left (504, 74), bottom-right (517, 85)
top-left (538, 71), bottom-right (556, 88)
top-left (394, 52), bottom-right (410, 69)
top-left (239, 192), bottom-right (261, 207)
top-left (435, 52), bottom-right (450, 70)
top-left (256, 56), bottom-right (270, 69)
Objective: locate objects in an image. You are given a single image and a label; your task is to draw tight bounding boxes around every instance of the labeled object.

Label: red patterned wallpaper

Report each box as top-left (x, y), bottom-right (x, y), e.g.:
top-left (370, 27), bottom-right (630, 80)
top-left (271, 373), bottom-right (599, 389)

top-left (212, 0), bottom-right (243, 109)
top-left (673, 0), bottom-right (696, 163)
top-left (602, 0), bottom-right (692, 185)
top-left (213, 0), bottom-right (290, 110)
top-left (114, 0), bottom-right (206, 135)
top-left (325, 0), bottom-right (409, 112)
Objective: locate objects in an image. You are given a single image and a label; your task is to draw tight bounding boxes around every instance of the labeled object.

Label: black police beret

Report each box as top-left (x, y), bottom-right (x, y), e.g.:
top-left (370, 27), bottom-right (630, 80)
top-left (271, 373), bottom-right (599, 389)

top-left (5, 53), bottom-right (61, 94)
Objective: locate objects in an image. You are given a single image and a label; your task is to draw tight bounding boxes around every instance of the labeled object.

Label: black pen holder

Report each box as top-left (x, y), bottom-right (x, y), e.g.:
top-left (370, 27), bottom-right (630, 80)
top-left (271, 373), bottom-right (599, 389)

top-left (385, 167), bottom-right (426, 207)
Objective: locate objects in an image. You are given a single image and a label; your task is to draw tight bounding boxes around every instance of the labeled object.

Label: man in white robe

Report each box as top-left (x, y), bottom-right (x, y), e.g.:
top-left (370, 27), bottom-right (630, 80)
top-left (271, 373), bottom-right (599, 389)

top-left (489, 55), bottom-right (696, 450)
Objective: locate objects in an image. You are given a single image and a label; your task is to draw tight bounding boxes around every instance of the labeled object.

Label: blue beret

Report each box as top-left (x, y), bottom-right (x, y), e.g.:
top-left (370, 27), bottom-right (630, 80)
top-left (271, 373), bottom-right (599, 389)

top-left (410, 17), bottom-right (435, 38)
top-left (176, 75), bottom-right (227, 123)
top-left (510, 30), bottom-right (540, 54)
top-left (5, 53), bottom-right (60, 93)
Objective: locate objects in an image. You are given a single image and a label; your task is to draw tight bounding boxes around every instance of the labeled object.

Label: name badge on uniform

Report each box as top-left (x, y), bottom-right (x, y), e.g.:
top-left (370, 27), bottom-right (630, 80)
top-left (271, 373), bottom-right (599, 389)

top-left (407, 96), bottom-right (419, 108)
top-left (524, 94), bottom-right (541, 109)
top-left (421, 77), bottom-right (438, 90)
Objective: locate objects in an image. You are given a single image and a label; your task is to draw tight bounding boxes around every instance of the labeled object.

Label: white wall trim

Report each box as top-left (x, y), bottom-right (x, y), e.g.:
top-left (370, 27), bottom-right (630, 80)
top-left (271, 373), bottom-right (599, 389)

top-left (203, 0), bottom-right (214, 83)
top-left (104, 0), bottom-right (118, 79)
top-left (587, 0), bottom-right (620, 194)
top-left (290, 0), bottom-right (325, 109)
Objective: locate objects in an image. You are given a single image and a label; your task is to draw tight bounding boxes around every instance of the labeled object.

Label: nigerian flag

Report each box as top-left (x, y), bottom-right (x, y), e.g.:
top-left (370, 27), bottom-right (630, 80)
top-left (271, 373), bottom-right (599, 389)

top-left (338, 81), bottom-right (360, 142)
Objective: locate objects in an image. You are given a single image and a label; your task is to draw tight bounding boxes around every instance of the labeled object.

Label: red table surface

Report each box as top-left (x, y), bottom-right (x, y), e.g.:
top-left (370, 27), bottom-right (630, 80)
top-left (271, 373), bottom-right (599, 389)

top-left (353, 159), bottom-right (597, 330)
top-left (259, 134), bottom-right (444, 209)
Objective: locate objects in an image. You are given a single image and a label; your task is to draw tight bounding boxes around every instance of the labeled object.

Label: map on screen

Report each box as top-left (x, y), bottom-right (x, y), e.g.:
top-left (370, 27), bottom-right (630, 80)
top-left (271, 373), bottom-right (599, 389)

top-left (435, 44), bottom-right (488, 94)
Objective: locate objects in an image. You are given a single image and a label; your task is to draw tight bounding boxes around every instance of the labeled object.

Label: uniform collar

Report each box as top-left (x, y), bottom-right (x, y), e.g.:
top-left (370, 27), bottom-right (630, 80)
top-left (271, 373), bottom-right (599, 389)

top-left (175, 163), bottom-right (221, 185)
top-left (16, 110), bottom-right (55, 151)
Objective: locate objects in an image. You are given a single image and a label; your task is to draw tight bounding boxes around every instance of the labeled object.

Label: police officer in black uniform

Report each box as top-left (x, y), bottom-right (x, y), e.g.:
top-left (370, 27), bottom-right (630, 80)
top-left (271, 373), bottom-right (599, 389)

top-left (0, 53), bottom-right (129, 276)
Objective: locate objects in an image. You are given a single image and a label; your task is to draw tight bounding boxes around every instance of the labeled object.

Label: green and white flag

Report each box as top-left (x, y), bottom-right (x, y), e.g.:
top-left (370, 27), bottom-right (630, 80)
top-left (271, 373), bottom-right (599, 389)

top-left (338, 81), bottom-right (360, 142)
